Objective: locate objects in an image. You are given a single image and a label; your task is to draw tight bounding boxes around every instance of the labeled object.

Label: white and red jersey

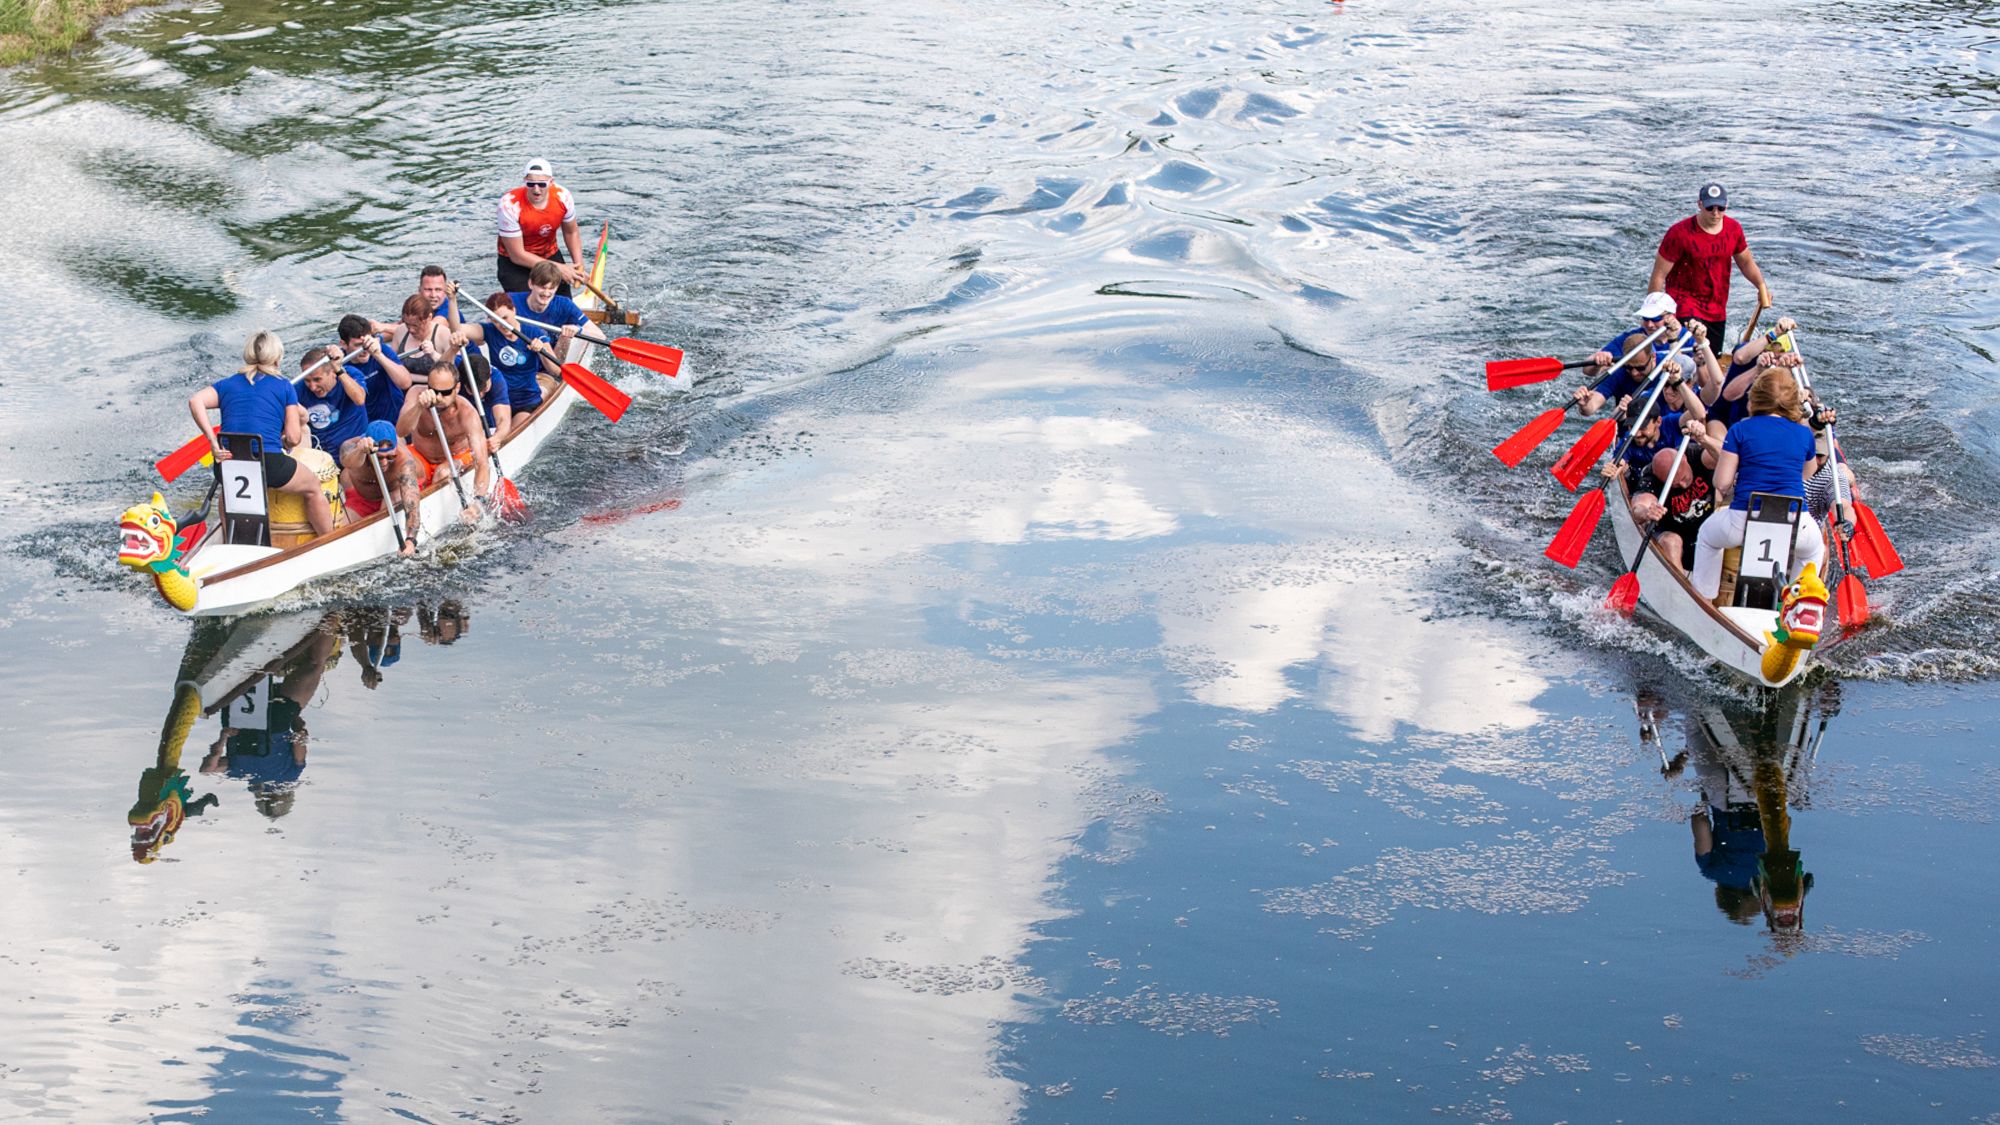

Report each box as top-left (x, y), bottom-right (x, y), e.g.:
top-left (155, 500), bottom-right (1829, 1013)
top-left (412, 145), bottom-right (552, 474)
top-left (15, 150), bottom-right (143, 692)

top-left (495, 183), bottom-right (576, 258)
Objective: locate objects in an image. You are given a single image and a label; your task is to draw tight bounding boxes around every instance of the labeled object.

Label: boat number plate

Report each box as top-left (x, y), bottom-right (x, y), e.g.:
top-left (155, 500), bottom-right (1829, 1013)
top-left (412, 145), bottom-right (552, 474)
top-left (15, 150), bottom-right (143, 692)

top-left (220, 458), bottom-right (268, 517)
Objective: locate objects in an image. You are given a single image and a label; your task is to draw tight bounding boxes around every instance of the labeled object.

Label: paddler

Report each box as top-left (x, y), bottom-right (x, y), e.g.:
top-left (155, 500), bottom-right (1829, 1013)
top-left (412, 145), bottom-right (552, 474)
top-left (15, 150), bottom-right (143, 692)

top-left (1689, 370), bottom-right (1826, 600)
top-left (1616, 383), bottom-right (1723, 573)
top-left (338, 421), bottom-right (424, 556)
top-left (1646, 182), bottom-right (1772, 348)
top-left (185, 330), bottom-right (334, 537)
top-left (1714, 316), bottom-right (1800, 430)
top-left (295, 345), bottom-right (369, 456)
top-left (1572, 294), bottom-right (1701, 416)
top-left (448, 293), bottom-right (564, 438)
top-left (497, 158), bottom-right (585, 297)
top-left (507, 259), bottom-right (589, 352)
top-left (337, 315), bottom-right (414, 425)
top-left (395, 365), bottom-right (492, 521)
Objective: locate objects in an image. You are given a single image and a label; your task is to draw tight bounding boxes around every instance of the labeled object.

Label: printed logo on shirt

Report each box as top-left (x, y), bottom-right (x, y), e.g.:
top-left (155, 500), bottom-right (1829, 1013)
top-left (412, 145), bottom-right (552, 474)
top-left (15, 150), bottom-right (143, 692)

top-left (307, 403), bottom-right (334, 430)
top-left (500, 345), bottom-right (527, 367)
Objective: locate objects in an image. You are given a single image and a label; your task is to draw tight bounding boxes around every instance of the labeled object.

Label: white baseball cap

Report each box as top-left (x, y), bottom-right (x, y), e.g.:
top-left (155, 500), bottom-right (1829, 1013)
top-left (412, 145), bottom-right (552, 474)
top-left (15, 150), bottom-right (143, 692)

top-left (1634, 291), bottom-right (1676, 319)
top-left (523, 158), bottom-right (554, 180)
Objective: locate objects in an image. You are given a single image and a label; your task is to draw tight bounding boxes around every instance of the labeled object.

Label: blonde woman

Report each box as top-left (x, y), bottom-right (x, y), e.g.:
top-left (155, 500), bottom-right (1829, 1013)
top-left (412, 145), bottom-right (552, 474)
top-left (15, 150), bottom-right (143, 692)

top-left (1690, 369), bottom-right (1824, 599)
top-left (185, 330), bottom-right (334, 536)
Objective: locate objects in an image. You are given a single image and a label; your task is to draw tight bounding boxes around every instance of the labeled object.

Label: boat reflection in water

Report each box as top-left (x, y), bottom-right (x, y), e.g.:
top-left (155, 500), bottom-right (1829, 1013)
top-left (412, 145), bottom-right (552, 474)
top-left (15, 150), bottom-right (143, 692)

top-left (128, 601), bottom-right (472, 862)
top-left (1638, 681), bottom-right (1841, 944)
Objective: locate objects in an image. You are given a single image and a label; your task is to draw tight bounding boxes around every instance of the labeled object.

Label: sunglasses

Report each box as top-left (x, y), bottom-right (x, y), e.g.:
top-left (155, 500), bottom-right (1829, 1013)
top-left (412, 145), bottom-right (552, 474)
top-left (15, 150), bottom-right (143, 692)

top-left (1703, 204), bottom-right (1726, 213)
top-left (1641, 315), bottom-right (1667, 324)
top-left (524, 180), bottom-right (552, 189)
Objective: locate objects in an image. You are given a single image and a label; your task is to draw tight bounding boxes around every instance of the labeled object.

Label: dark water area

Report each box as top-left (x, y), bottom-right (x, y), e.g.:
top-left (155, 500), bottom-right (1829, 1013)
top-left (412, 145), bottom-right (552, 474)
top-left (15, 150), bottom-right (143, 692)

top-left (2, 0), bottom-right (1998, 1121)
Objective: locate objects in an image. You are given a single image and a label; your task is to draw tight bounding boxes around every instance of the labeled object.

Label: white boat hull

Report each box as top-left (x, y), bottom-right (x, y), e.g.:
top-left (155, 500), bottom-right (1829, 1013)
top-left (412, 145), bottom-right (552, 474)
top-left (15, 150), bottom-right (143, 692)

top-left (1607, 480), bottom-right (1810, 688)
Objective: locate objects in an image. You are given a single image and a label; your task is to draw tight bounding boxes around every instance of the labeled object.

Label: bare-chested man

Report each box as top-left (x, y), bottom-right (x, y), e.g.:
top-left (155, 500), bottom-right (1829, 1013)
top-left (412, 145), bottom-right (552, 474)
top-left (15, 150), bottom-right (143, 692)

top-left (339, 421), bottom-right (424, 556)
top-left (395, 366), bottom-right (492, 523)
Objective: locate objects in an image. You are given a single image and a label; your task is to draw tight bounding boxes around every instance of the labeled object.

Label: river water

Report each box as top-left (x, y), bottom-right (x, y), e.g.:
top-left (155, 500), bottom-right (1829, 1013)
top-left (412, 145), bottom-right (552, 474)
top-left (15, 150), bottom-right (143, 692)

top-left (2, 1), bottom-right (1997, 1121)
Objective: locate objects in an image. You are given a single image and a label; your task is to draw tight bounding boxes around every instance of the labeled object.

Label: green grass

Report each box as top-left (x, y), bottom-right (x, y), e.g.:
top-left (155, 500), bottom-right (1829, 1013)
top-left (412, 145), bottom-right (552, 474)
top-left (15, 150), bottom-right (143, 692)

top-left (0, 0), bottom-right (148, 66)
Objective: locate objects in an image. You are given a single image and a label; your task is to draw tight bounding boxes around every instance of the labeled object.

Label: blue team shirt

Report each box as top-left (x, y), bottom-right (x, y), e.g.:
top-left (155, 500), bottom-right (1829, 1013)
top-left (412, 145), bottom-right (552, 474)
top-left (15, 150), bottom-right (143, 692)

top-left (343, 341), bottom-right (406, 424)
top-left (484, 322), bottom-right (551, 410)
top-left (297, 377), bottom-right (367, 452)
top-left (508, 291), bottom-right (588, 334)
top-left (1593, 329), bottom-right (1689, 402)
top-left (1723, 415), bottom-right (1817, 511)
top-left (211, 372), bottom-right (298, 449)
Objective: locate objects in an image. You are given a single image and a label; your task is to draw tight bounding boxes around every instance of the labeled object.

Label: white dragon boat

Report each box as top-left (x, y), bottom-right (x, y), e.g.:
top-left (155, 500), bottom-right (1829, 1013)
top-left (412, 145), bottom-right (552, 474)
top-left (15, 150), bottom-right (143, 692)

top-left (120, 229), bottom-right (616, 618)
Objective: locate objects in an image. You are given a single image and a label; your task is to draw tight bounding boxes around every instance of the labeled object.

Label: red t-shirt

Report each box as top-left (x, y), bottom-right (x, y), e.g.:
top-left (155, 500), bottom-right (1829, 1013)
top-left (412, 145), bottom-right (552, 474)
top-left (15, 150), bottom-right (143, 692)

top-left (1656, 215), bottom-right (1746, 321)
top-left (495, 184), bottom-right (577, 259)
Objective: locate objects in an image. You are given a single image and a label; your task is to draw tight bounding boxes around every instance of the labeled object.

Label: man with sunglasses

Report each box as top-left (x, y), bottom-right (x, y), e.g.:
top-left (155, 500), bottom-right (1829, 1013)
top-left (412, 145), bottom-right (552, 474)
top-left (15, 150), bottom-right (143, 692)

top-left (396, 365), bottom-right (493, 522)
top-left (1647, 182), bottom-right (1772, 349)
top-left (497, 158), bottom-right (584, 297)
top-left (1571, 292), bottom-right (1706, 416)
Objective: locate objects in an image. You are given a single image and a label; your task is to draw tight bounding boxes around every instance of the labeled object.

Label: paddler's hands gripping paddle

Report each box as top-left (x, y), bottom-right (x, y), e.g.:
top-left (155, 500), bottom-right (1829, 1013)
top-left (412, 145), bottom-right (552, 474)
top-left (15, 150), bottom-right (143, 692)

top-left (156, 344), bottom-right (366, 482)
top-left (1605, 432), bottom-right (1692, 616)
top-left (1493, 325), bottom-right (1667, 468)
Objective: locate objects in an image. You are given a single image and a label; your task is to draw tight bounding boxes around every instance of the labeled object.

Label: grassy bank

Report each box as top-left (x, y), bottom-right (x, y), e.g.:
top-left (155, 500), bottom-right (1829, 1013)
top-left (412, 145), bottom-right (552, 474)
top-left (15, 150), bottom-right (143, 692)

top-left (0, 0), bottom-right (149, 66)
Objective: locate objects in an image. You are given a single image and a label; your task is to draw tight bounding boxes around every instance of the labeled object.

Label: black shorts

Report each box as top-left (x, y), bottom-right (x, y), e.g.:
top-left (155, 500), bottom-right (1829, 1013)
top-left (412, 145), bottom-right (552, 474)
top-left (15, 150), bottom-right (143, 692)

top-left (261, 450), bottom-right (302, 489)
top-left (496, 250), bottom-right (573, 298)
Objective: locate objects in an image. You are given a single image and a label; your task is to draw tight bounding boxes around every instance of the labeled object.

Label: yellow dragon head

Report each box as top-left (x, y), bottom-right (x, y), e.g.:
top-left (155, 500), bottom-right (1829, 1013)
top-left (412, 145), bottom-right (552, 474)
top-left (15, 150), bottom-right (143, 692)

top-left (119, 493), bottom-right (180, 572)
top-left (1774, 563), bottom-right (1830, 651)
top-left (119, 492), bottom-right (200, 611)
top-left (1759, 563), bottom-right (1829, 683)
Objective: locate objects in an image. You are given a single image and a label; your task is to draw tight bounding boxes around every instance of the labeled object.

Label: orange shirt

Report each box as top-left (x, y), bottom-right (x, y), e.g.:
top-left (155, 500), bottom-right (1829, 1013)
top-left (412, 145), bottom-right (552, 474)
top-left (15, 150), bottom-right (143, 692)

top-left (495, 183), bottom-right (576, 258)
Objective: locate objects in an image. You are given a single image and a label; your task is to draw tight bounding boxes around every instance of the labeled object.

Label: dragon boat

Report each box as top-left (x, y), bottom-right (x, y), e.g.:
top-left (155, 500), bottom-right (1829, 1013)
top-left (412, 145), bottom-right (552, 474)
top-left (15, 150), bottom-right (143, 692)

top-left (119, 228), bottom-right (616, 617)
top-left (1609, 477), bottom-right (1828, 688)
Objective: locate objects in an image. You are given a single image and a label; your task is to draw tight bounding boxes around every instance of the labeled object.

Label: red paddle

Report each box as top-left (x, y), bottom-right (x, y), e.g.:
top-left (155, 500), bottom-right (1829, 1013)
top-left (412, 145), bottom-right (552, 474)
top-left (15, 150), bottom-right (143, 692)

top-left (1485, 355), bottom-right (1594, 391)
top-left (508, 310), bottom-right (685, 381)
top-left (156, 436), bottom-right (211, 482)
top-left (1829, 525), bottom-right (1869, 628)
top-left (558, 363), bottom-right (632, 422)
top-left (1545, 488), bottom-right (1605, 568)
top-left (1849, 500), bottom-right (1902, 577)
top-left (1551, 418), bottom-right (1615, 492)
top-left (1493, 402), bottom-right (1576, 467)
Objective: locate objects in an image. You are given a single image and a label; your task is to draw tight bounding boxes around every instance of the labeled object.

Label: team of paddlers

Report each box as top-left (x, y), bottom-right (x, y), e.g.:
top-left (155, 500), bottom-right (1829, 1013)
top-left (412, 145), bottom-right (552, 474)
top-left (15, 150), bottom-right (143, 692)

top-left (184, 160), bottom-right (593, 553)
top-left (1491, 181), bottom-right (1896, 619)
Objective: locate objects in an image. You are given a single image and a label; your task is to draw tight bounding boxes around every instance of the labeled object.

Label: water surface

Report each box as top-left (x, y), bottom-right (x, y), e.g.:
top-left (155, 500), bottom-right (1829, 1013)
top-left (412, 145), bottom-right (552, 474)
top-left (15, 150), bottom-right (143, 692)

top-left (2, 1), bottom-right (1997, 1121)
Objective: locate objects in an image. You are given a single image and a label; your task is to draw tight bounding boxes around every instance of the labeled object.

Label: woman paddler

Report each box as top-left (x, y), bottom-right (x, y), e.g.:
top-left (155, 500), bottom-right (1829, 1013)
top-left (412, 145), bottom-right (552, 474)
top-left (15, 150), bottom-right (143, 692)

top-left (186, 331), bottom-right (335, 537)
top-left (1690, 368), bottom-right (1825, 601)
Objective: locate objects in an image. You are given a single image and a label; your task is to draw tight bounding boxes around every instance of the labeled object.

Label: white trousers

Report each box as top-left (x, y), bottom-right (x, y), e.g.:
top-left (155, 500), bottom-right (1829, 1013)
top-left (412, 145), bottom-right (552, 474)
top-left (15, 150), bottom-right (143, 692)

top-left (1691, 506), bottom-right (1826, 600)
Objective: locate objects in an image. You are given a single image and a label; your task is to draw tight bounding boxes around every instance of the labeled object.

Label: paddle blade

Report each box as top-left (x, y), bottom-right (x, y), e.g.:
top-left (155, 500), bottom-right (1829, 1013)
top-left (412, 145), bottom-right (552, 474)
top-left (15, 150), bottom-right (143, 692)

top-left (1493, 409), bottom-right (1565, 467)
top-left (1605, 571), bottom-right (1641, 616)
top-left (608, 337), bottom-right (685, 380)
top-left (1836, 573), bottom-right (1869, 628)
top-left (1850, 501), bottom-right (1903, 577)
top-left (560, 363), bottom-right (633, 422)
top-left (1551, 419), bottom-right (1614, 492)
top-left (493, 477), bottom-right (528, 523)
top-left (156, 436), bottom-right (210, 482)
top-left (1545, 488), bottom-right (1606, 568)
top-left (1485, 356), bottom-right (1562, 391)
